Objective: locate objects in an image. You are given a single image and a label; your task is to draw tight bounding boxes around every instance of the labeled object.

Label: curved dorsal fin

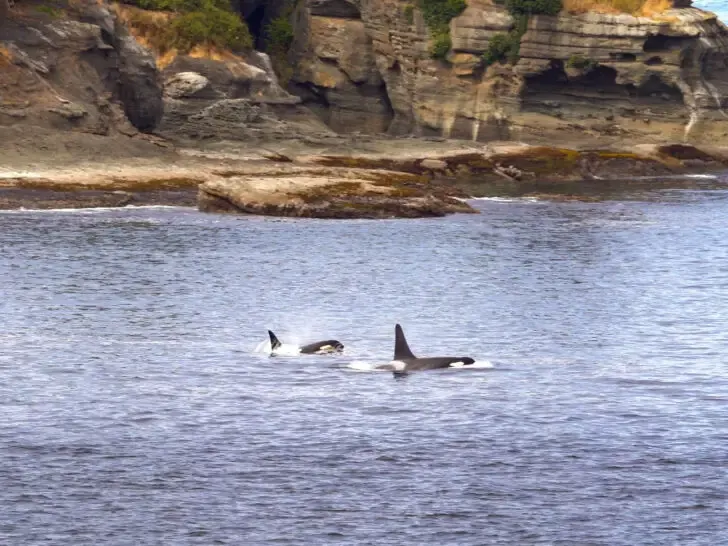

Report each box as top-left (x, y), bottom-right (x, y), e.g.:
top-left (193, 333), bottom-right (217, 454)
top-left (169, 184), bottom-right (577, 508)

top-left (268, 330), bottom-right (282, 350)
top-left (394, 324), bottom-right (416, 360)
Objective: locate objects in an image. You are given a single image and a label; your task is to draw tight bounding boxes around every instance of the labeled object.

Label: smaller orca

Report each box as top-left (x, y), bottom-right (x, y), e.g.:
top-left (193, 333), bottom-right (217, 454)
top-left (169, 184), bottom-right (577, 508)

top-left (267, 330), bottom-right (344, 356)
top-left (376, 324), bottom-right (474, 374)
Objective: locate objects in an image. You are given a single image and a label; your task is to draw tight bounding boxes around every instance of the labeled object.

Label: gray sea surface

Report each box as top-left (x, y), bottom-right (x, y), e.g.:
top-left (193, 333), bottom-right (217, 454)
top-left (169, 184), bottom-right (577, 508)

top-left (1, 182), bottom-right (728, 545)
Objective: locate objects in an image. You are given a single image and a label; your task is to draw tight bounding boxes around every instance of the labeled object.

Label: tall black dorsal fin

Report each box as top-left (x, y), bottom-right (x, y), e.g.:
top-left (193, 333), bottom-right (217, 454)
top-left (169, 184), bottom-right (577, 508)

top-left (394, 324), bottom-right (416, 360)
top-left (268, 330), bottom-right (282, 350)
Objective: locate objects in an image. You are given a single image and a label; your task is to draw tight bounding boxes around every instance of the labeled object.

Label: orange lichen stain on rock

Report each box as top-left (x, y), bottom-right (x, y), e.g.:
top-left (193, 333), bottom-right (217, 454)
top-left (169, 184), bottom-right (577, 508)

top-left (112, 4), bottom-right (174, 53)
top-left (0, 46), bottom-right (12, 67)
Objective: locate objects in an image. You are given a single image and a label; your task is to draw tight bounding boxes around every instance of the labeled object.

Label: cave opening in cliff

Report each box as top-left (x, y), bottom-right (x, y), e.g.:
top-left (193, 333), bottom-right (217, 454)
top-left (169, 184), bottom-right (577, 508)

top-left (609, 52), bottom-right (636, 62)
top-left (247, 4), bottom-right (267, 50)
top-left (636, 74), bottom-right (682, 101)
top-left (579, 65), bottom-right (618, 87)
top-left (643, 34), bottom-right (686, 53)
top-left (526, 60), bottom-right (568, 87)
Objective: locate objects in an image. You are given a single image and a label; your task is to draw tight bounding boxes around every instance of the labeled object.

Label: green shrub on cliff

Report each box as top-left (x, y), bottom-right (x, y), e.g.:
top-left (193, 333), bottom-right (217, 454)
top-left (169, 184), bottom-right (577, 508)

top-left (403, 4), bottom-right (415, 24)
top-left (265, 15), bottom-right (294, 52)
top-left (505, 0), bottom-right (562, 16)
top-left (121, 0), bottom-right (252, 52)
top-left (35, 5), bottom-right (64, 18)
top-left (483, 0), bottom-right (557, 67)
top-left (566, 54), bottom-right (598, 71)
top-left (430, 33), bottom-right (452, 59)
top-left (263, 2), bottom-right (296, 84)
top-left (125, 0), bottom-right (231, 12)
top-left (170, 4), bottom-right (252, 51)
top-left (417, 0), bottom-right (467, 60)
top-left (483, 33), bottom-right (515, 67)
top-left (483, 14), bottom-right (527, 66)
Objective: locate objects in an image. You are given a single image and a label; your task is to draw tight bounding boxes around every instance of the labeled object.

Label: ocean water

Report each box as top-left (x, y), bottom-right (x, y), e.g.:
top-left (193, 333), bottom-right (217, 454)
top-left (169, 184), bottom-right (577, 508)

top-left (695, 0), bottom-right (727, 23)
top-left (1, 184), bottom-right (728, 544)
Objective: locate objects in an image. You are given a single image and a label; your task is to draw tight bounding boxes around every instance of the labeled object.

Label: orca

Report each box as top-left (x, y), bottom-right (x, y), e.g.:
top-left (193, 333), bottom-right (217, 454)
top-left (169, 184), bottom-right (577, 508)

top-left (376, 324), bottom-right (474, 373)
top-left (267, 330), bottom-right (344, 356)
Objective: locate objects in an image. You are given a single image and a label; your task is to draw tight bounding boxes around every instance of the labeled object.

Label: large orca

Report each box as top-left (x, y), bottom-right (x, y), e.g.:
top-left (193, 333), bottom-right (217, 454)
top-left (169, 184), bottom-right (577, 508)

top-left (267, 330), bottom-right (344, 356)
top-left (376, 324), bottom-right (474, 373)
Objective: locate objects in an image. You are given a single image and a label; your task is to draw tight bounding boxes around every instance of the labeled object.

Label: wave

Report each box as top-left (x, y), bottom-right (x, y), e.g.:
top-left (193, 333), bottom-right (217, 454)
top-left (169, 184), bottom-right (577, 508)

top-left (468, 196), bottom-right (543, 203)
top-left (631, 173), bottom-right (721, 181)
top-left (253, 340), bottom-right (301, 356)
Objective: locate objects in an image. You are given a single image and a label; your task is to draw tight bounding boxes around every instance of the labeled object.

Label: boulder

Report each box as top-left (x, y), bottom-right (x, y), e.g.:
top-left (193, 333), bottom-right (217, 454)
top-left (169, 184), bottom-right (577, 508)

top-left (164, 72), bottom-right (215, 99)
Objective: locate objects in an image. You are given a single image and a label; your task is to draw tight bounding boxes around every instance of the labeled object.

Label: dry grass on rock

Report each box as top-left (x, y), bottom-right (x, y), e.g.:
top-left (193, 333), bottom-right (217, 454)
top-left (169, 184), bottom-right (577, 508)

top-left (563, 0), bottom-right (672, 15)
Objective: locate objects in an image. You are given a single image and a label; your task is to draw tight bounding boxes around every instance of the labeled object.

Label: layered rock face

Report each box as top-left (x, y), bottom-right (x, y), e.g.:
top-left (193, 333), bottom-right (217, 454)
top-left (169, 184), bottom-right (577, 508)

top-left (517, 9), bottom-right (728, 143)
top-left (0, 0), bottom-right (163, 135)
top-left (289, 0), bottom-right (394, 134)
top-left (290, 0), bottom-right (728, 143)
top-left (157, 50), bottom-right (335, 143)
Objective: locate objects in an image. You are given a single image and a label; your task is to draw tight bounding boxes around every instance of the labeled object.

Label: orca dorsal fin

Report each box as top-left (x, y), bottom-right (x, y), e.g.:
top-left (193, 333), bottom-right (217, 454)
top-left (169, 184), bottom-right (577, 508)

top-left (394, 324), bottom-right (416, 360)
top-left (268, 330), bottom-right (282, 351)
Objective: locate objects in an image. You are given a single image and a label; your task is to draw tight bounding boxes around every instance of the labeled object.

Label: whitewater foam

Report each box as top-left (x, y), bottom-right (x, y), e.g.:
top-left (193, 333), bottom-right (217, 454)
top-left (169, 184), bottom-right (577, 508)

top-left (253, 340), bottom-right (301, 356)
top-left (469, 196), bottom-right (543, 203)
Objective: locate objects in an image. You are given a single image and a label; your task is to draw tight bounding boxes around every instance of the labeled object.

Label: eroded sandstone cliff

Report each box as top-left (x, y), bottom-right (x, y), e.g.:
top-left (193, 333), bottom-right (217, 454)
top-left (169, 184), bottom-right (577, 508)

top-left (2, 0), bottom-right (727, 150)
top-left (289, 0), bottom-right (728, 144)
top-left (0, 0), bottom-right (162, 136)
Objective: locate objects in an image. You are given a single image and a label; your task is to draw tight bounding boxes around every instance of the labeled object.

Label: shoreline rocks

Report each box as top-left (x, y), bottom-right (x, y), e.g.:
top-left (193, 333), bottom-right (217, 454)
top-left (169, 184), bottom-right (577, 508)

top-left (0, 140), bottom-right (726, 217)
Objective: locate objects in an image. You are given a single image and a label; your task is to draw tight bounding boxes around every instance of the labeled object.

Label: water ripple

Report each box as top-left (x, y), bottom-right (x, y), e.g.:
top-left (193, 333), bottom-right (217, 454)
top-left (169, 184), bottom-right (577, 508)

top-left (1, 193), bottom-right (728, 544)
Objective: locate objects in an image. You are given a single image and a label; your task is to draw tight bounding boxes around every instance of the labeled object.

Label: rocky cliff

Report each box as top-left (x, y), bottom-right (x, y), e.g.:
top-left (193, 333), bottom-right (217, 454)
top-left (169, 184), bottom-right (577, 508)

top-left (0, 0), bottom-right (163, 137)
top-left (289, 0), bottom-right (728, 144)
top-left (0, 0), bottom-right (338, 149)
top-left (2, 0), bottom-right (727, 150)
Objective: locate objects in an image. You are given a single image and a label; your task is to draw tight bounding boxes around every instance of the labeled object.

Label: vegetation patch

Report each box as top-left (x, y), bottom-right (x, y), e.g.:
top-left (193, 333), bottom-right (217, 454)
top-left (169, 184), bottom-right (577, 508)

top-left (483, 0), bottom-right (557, 67)
top-left (313, 155), bottom-right (428, 174)
top-left (264, 0), bottom-right (296, 85)
top-left (490, 147), bottom-right (581, 175)
top-left (593, 151), bottom-right (644, 160)
top-left (116, 0), bottom-right (252, 55)
top-left (566, 54), bottom-right (598, 71)
top-left (403, 4), bottom-right (416, 24)
top-left (14, 177), bottom-right (203, 192)
top-left (505, 0), bottom-right (562, 16)
top-left (443, 153), bottom-right (494, 171)
top-left (482, 24), bottom-right (524, 67)
top-left (562, 0), bottom-right (672, 15)
top-left (35, 4), bottom-right (65, 18)
top-left (416, 0), bottom-right (467, 60)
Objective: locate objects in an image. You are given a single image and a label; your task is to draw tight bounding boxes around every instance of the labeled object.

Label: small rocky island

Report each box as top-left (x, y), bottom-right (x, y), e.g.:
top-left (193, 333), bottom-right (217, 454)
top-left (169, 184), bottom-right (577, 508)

top-left (1, 0), bottom-right (727, 217)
